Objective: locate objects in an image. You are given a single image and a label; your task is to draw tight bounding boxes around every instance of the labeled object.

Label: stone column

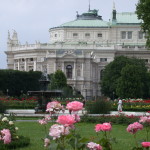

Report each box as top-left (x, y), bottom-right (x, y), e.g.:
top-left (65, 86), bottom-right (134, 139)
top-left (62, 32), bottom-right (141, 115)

top-left (73, 61), bottom-right (76, 79)
top-left (24, 58), bottom-right (27, 71)
top-left (81, 62), bottom-right (84, 77)
top-left (33, 59), bottom-right (36, 71)
top-left (18, 59), bottom-right (20, 70)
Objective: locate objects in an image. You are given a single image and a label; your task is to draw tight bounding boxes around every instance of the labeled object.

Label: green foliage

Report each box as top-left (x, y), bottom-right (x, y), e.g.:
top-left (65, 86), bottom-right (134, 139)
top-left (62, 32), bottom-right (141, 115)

top-left (49, 70), bottom-right (67, 90)
top-left (0, 69), bottom-right (42, 96)
top-left (81, 114), bottom-right (139, 125)
top-left (100, 56), bottom-right (150, 99)
top-left (0, 136), bottom-right (30, 150)
top-left (86, 99), bottom-right (112, 114)
top-left (136, 0), bottom-right (150, 48)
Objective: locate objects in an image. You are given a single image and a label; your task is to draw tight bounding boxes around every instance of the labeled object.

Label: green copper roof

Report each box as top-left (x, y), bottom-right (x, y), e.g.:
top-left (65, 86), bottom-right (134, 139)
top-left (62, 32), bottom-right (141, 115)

top-left (58, 19), bottom-right (109, 28)
top-left (116, 12), bottom-right (142, 24)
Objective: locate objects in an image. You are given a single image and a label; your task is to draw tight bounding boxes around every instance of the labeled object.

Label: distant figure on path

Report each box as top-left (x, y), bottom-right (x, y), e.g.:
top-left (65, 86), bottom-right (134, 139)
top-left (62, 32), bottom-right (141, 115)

top-left (117, 98), bottom-right (122, 112)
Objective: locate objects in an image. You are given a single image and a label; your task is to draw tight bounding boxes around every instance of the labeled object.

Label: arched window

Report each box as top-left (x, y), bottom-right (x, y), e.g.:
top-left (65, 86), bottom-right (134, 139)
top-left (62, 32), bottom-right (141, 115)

top-left (66, 65), bottom-right (72, 79)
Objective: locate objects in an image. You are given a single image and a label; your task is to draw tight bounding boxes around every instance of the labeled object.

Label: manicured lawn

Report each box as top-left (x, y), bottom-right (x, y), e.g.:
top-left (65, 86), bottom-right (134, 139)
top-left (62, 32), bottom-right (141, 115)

top-left (15, 122), bottom-right (146, 150)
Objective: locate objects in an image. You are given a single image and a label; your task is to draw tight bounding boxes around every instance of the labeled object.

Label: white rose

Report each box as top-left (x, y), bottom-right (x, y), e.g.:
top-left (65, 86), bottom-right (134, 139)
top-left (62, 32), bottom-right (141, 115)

top-left (15, 127), bottom-right (19, 130)
top-left (2, 117), bottom-right (8, 122)
top-left (9, 121), bottom-right (14, 125)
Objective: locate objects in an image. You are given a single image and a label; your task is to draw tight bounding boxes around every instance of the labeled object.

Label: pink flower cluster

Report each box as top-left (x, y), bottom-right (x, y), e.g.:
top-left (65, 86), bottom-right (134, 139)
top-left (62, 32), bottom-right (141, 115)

top-left (38, 115), bottom-right (51, 125)
top-left (87, 142), bottom-right (103, 150)
top-left (141, 142), bottom-right (150, 148)
top-left (0, 129), bottom-right (11, 144)
top-left (49, 124), bottom-right (70, 140)
top-left (66, 101), bottom-right (83, 112)
top-left (56, 115), bottom-right (76, 126)
top-left (46, 101), bottom-right (63, 113)
top-left (95, 123), bottom-right (112, 132)
top-left (139, 116), bottom-right (150, 124)
top-left (126, 122), bottom-right (143, 134)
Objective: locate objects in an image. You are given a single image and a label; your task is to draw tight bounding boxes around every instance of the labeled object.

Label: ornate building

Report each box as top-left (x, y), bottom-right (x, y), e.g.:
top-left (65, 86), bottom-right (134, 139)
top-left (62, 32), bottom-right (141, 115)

top-left (5, 4), bottom-right (150, 99)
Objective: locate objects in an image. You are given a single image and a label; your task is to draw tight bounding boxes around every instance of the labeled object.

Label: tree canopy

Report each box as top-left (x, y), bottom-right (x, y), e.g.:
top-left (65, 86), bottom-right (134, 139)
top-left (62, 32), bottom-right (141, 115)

top-left (136, 0), bottom-right (150, 47)
top-left (49, 70), bottom-right (67, 90)
top-left (100, 56), bottom-right (150, 99)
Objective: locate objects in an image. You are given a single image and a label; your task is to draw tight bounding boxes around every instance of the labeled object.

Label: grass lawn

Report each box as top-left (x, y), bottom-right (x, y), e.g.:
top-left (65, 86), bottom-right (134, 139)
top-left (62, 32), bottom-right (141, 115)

top-left (14, 122), bottom-right (147, 150)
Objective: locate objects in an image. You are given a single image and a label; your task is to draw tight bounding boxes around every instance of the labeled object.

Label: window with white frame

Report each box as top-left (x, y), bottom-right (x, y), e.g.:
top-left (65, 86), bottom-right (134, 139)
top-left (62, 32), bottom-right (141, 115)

top-left (121, 31), bottom-right (132, 39)
top-left (138, 31), bottom-right (145, 39)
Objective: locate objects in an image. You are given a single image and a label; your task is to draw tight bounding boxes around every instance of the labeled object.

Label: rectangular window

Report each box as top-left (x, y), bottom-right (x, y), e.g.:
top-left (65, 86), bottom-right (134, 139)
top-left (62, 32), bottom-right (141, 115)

top-left (97, 33), bottom-right (102, 37)
top-left (138, 31), bottom-right (144, 39)
top-left (85, 33), bottom-right (90, 37)
top-left (100, 58), bottom-right (107, 62)
top-left (121, 31), bottom-right (126, 39)
top-left (128, 31), bottom-right (132, 39)
top-left (55, 34), bottom-right (57, 37)
top-left (73, 33), bottom-right (78, 37)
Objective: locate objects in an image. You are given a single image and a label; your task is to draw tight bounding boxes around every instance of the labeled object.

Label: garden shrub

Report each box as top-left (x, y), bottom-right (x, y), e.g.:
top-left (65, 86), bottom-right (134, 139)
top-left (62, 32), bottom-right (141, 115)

top-left (86, 99), bottom-right (112, 114)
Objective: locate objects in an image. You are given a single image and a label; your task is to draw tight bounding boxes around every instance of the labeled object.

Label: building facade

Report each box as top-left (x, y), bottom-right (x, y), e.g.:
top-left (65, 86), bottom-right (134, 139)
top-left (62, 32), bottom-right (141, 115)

top-left (5, 5), bottom-right (150, 99)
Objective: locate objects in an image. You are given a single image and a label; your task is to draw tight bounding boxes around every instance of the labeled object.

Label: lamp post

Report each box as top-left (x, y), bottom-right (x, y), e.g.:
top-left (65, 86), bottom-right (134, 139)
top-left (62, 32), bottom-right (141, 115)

top-left (113, 91), bottom-right (115, 100)
top-left (6, 89), bottom-right (9, 96)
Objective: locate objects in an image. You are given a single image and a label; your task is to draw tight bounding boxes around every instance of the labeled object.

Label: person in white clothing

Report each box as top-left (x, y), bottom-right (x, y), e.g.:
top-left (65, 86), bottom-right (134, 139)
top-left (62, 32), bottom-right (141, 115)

top-left (117, 98), bottom-right (122, 112)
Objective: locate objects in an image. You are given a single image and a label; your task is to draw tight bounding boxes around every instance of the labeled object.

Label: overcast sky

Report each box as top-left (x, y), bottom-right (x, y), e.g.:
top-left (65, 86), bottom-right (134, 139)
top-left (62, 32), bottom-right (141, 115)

top-left (0, 0), bottom-right (138, 69)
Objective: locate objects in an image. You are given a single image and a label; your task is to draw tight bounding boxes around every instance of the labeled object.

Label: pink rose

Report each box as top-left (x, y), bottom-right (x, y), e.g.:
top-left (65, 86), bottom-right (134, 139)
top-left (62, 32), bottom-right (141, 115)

top-left (95, 123), bottom-right (112, 132)
top-left (127, 122), bottom-right (143, 134)
top-left (66, 101), bottom-right (83, 111)
top-left (1, 129), bottom-right (11, 144)
top-left (141, 142), bottom-right (150, 148)
top-left (95, 124), bottom-right (103, 132)
top-left (46, 101), bottom-right (62, 112)
top-left (87, 142), bottom-right (103, 150)
top-left (101, 123), bottom-right (112, 131)
top-left (49, 124), bottom-right (70, 140)
top-left (56, 115), bottom-right (76, 126)
top-left (139, 116), bottom-right (150, 124)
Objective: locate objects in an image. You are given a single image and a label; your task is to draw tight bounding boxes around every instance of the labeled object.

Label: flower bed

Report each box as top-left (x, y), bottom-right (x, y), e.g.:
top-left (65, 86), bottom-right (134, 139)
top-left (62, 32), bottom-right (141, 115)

top-left (0, 97), bottom-right (38, 109)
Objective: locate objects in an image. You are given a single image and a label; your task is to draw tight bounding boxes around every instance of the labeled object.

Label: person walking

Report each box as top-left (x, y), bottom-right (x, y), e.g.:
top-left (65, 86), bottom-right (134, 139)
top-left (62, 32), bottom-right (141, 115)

top-left (117, 98), bottom-right (123, 112)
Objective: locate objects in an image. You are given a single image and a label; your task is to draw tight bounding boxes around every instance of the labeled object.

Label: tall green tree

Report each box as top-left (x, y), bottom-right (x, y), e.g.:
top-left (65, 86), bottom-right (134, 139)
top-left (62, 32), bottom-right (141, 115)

top-left (136, 0), bottom-right (150, 48)
top-left (116, 64), bottom-right (145, 98)
top-left (49, 70), bottom-right (67, 90)
top-left (100, 56), bottom-right (150, 99)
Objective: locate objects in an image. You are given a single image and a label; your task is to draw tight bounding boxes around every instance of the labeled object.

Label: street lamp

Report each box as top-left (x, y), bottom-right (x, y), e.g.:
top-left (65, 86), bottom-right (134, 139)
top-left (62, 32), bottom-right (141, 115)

top-left (6, 89), bottom-right (9, 96)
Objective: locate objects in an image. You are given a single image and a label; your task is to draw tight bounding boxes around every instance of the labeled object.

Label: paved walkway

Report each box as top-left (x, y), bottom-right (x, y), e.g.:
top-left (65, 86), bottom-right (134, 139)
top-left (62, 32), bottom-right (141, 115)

top-left (4, 109), bottom-right (150, 117)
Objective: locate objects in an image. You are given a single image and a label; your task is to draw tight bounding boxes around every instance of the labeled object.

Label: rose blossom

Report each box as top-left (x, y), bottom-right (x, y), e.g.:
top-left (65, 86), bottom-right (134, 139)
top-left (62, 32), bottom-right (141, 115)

top-left (56, 115), bottom-right (76, 126)
top-left (1, 129), bottom-right (11, 144)
top-left (46, 101), bottom-right (62, 112)
top-left (44, 138), bottom-right (50, 147)
top-left (87, 142), bottom-right (103, 150)
top-left (49, 124), bottom-right (70, 140)
top-left (126, 122), bottom-right (143, 134)
top-left (141, 142), bottom-right (150, 148)
top-left (95, 123), bottom-right (112, 132)
top-left (9, 121), bottom-right (14, 125)
top-left (139, 116), bottom-right (150, 124)
top-left (95, 124), bottom-right (103, 132)
top-left (66, 101), bottom-right (83, 111)
top-left (2, 117), bottom-right (8, 122)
